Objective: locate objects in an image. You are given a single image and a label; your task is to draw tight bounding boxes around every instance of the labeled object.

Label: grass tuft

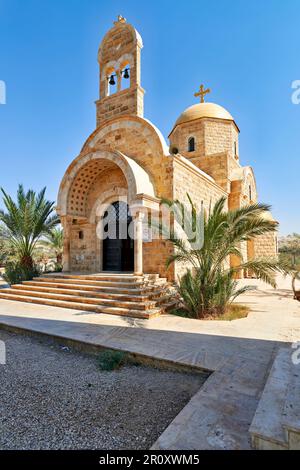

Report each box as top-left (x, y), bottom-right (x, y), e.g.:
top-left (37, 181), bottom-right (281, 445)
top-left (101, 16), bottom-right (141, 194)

top-left (217, 304), bottom-right (250, 321)
top-left (97, 349), bottom-right (127, 371)
top-left (97, 349), bottom-right (141, 371)
top-left (171, 304), bottom-right (250, 321)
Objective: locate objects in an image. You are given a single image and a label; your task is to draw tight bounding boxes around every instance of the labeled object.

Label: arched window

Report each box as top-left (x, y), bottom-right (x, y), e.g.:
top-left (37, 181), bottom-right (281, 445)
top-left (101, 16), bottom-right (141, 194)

top-left (107, 69), bottom-right (117, 96)
top-left (188, 137), bottom-right (195, 152)
top-left (234, 141), bottom-right (237, 157)
top-left (121, 65), bottom-right (131, 90)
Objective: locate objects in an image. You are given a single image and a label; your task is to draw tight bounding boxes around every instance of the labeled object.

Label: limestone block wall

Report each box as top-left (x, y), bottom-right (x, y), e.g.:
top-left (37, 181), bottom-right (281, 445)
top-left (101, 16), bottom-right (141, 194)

top-left (96, 86), bottom-right (144, 127)
top-left (172, 156), bottom-right (227, 280)
top-left (255, 232), bottom-right (278, 259)
top-left (172, 156), bottom-right (227, 209)
top-left (169, 120), bottom-right (205, 157)
top-left (97, 20), bottom-right (144, 126)
top-left (143, 238), bottom-right (175, 281)
top-left (203, 120), bottom-right (239, 161)
top-left (228, 179), bottom-right (243, 209)
top-left (169, 119), bottom-right (239, 163)
top-left (190, 152), bottom-right (231, 192)
top-left (86, 166), bottom-right (127, 216)
top-left (70, 222), bottom-right (97, 272)
top-left (83, 118), bottom-right (173, 200)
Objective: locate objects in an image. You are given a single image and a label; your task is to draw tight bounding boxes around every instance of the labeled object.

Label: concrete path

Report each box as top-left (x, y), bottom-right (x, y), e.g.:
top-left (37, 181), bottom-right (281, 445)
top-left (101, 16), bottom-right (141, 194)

top-left (0, 275), bottom-right (299, 449)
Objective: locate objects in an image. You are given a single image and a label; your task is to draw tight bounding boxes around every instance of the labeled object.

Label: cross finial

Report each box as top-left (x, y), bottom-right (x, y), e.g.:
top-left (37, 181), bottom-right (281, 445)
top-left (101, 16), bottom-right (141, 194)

top-left (114, 15), bottom-right (127, 25)
top-left (194, 84), bottom-right (211, 103)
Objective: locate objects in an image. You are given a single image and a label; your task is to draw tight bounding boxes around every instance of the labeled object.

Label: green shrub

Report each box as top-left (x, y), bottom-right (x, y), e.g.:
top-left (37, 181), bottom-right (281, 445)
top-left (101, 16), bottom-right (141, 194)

top-left (97, 349), bottom-right (128, 371)
top-left (54, 262), bottom-right (63, 273)
top-left (3, 262), bottom-right (40, 285)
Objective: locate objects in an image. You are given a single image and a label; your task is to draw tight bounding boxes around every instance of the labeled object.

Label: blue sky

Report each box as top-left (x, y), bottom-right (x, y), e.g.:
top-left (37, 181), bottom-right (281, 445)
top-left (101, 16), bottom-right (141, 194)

top-left (0, 0), bottom-right (299, 235)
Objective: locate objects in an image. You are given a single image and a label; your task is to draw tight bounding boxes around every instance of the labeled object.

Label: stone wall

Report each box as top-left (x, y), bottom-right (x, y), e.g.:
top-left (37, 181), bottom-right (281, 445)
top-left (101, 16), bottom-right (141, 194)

top-left (96, 86), bottom-right (144, 127)
top-left (172, 155), bottom-right (227, 279)
top-left (97, 20), bottom-right (144, 126)
top-left (169, 119), bottom-right (239, 162)
top-left (143, 238), bottom-right (175, 281)
top-left (255, 232), bottom-right (278, 259)
top-left (82, 117), bottom-right (173, 200)
top-left (70, 222), bottom-right (97, 272)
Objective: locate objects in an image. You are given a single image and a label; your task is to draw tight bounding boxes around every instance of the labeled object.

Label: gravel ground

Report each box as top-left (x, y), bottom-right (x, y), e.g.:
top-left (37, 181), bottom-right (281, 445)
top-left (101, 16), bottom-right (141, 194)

top-left (0, 330), bottom-right (207, 450)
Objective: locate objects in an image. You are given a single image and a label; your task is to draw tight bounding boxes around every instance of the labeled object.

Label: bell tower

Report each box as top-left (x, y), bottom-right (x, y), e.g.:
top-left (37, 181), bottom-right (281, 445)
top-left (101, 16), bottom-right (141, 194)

top-left (96, 16), bottom-right (145, 127)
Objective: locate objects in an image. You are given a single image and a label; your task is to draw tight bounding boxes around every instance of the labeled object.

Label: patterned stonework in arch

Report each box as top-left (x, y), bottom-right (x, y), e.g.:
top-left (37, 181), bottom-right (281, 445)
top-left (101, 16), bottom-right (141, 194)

top-left (68, 160), bottom-right (124, 217)
top-left (57, 150), bottom-right (157, 218)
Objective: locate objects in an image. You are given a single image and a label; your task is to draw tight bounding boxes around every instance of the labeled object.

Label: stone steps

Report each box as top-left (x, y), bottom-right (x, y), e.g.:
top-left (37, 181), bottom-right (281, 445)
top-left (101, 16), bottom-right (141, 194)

top-left (35, 277), bottom-right (146, 288)
top-left (11, 284), bottom-right (162, 302)
top-left (249, 347), bottom-right (300, 450)
top-left (41, 273), bottom-right (162, 283)
top-left (21, 280), bottom-right (154, 295)
top-left (0, 291), bottom-right (161, 319)
top-left (0, 288), bottom-right (159, 310)
top-left (0, 273), bottom-right (176, 319)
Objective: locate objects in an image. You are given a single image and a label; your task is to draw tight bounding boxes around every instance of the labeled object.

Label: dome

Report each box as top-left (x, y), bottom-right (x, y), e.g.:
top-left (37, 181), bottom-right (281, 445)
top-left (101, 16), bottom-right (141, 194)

top-left (260, 211), bottom-right (276, 222)
top-left (174, 102), bottom-right (234, 128)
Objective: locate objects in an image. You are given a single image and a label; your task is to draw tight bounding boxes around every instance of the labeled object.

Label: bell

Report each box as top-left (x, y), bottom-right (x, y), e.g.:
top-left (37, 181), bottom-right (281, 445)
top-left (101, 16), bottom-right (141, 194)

top-left (109, 75), bottom-right (115, 86)
top-left (123, 68), bottom-right (130, 79)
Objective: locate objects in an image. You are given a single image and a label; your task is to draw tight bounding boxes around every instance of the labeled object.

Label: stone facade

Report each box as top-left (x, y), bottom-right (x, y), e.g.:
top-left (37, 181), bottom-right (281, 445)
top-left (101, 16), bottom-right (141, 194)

top-left (57, 17), bottom-right (277, 281)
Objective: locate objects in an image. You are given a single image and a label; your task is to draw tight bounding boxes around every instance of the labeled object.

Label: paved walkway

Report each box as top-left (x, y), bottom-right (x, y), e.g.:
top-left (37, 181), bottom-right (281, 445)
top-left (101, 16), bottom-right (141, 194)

top-left (0, 275), bottom-right (299, 449)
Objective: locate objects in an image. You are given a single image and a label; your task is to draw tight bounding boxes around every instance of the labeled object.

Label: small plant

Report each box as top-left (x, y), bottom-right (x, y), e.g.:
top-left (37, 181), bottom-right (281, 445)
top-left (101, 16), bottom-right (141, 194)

top-left (3, 261), bottom-right (40, 285)
top-left (97, 349), bottom-right (128, 371)
top-left (54, 262), bottom-right (63, 273)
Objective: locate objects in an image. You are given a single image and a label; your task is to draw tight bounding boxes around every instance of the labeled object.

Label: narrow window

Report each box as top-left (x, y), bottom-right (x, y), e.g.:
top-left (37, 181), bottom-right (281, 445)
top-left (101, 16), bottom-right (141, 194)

top-left (121, 65), bottom-right (130, 90)
top-left (234, 141), bottom-right (237, 156)
top-left (188, 137), bottom-right (195, 152)
top-left (249, 185), bottom-right (252, 202)
top-left (107, 69), bottom-right (117, 96)
top-left (79, 230), bottom-right (84, 240)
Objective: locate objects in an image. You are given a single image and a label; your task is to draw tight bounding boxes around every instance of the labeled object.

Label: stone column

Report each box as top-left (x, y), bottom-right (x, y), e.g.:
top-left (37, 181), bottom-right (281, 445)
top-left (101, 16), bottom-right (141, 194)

top-left (61, 216), bottom-right (71, 272)
top-left (117, 70), bottom-right (122, 92)
top-left (96, 216), bottom-right (104, 272)
top-left (134, 211), bottom-right (144, 275)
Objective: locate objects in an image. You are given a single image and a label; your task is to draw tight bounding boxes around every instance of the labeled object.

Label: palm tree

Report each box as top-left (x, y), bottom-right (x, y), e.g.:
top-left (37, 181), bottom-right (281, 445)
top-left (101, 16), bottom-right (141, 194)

top-left (0, 185), bottom-right (59, 270)
top-left (159, 195), bottom-right (289, 318)
top-left (38, 227), bottom-right (64, 265)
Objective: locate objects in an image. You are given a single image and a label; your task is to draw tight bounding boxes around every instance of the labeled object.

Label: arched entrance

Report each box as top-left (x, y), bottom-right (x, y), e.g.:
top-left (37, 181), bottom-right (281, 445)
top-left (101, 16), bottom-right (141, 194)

top-left (103, 201), bottom-right (134, 272)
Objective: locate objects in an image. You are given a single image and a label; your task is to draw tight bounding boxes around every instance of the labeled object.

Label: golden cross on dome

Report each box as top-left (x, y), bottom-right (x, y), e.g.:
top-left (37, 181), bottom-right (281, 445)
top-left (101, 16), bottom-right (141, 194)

top-left (194, 84), bottom-right (211, 103)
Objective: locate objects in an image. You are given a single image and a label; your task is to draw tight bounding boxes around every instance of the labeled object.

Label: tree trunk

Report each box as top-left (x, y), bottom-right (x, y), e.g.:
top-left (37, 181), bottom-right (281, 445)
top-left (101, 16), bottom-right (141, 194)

top-left (20, 255), bottom-right (33, 270)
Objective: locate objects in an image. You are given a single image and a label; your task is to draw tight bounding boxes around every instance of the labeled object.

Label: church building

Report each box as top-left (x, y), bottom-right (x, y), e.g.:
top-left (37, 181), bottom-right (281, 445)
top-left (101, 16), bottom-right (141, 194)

top-left (57, 16), bottom-right (277, 282)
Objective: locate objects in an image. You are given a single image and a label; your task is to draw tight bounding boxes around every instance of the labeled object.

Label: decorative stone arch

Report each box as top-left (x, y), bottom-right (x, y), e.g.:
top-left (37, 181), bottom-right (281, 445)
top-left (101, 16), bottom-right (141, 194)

top-left (57, 149), bottom-right (159, 274)
top-left (100, 54), bottom-right (134, 79)
top-left (98, 22), bottom-right (143, 62)
top-left (57, 149), bottom-right (157, 218)
top-left (81, 115), bottom-right (169, 158)
top-left (242, 166), bottom-right (257, 204)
